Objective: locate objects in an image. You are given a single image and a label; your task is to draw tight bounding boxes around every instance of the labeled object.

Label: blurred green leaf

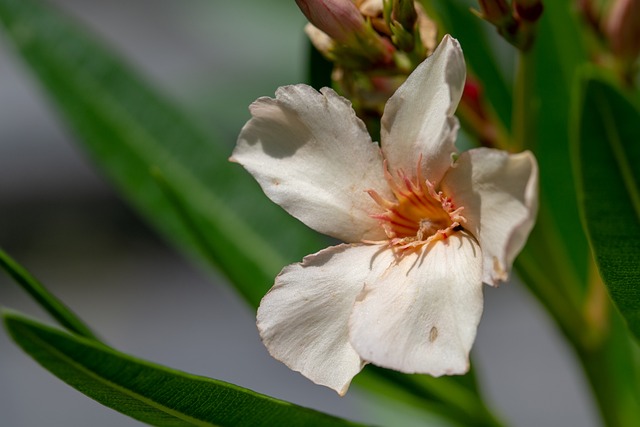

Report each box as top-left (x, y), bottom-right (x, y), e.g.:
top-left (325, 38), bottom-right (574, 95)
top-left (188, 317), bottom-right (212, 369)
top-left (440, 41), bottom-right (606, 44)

top-left (580, 310), bottom-right (640, 427)
top-left (357, 367), bottom-right (503, 427)
top-left (522, 0), bottom-right (590, 307)
top-left (525, 5), bottom-right (640, 424)
top-left (2, 310), bottom-right (367, 427)
top-left (0, 248), bottom-right (99, 341)
top-left (0, 0), bottom-right (325, 309)
top-left (426, 0), bottom-right (512, 130)
top-left (572, 74), bottom-right (640, 342)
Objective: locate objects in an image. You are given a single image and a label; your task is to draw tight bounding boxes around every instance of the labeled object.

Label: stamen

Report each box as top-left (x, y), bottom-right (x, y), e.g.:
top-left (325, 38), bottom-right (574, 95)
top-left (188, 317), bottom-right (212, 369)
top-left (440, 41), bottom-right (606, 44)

top-left (365, 158), bottom-right (466, 255)
top-left (366, 189), bottom-right (395, 210)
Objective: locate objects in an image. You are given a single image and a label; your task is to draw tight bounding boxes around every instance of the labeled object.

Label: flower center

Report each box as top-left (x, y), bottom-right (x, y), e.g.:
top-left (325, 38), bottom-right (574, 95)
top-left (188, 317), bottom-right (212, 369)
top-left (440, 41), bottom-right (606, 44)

top-left (366, 160), bottom-right (465, 253)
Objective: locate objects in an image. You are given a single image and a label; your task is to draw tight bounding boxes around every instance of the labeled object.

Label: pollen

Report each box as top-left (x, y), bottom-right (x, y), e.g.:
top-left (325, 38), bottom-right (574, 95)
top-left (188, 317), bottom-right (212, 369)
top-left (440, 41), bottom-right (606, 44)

top-left (366, 158), bottom-right (466, 254)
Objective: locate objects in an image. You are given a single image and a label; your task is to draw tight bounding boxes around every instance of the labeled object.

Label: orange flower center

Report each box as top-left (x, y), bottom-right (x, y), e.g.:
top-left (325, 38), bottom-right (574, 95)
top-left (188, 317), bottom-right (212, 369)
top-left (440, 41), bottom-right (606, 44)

top-left (366, 160), bottom-right (465, 253)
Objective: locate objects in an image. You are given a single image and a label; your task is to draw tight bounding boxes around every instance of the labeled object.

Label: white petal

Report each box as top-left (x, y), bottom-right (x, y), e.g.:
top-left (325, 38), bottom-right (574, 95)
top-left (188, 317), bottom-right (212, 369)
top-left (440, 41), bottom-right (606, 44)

top-left (359, 0), bottom-right (383, 16)
top-left (304, 24), bottom-right (335, 55)
top-left (257, 244), bottom-right (386, 395)
top-left (232, 84), bottom-right (390, 242)
top-left (380, 35), bottom-right (466, 184)
top-left (349, 233), bottom-right (484, 375)
top-left (441, 148), bottom-right (539, 286)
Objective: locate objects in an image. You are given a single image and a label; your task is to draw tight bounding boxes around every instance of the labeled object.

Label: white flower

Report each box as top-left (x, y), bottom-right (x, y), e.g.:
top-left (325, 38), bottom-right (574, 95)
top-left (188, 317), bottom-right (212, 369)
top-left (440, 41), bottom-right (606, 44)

top-left (231, 35), bottom-right (538, 395)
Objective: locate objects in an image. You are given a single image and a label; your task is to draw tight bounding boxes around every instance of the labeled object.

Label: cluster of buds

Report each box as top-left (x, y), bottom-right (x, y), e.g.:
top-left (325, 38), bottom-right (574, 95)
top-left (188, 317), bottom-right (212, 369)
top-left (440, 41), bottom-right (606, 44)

top-left (474, 0), bottom-right (543, 51)
top-left (296, 0), bottom-right (438, 124)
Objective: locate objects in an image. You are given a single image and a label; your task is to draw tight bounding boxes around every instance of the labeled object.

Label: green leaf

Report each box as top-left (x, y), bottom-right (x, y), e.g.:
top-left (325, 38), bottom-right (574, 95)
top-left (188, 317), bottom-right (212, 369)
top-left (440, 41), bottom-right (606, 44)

top-left (572, 74), bottom-right (640, 341)
top-left (3, 310), bottom-right (368, 427)
top-left (357, 367), bottom-right (503, 427)
top-left (0, 248), bottom-right (99, 341)
top-left (512, 10), bottom-right (640, 425)
top-left (521, 0), bottom-right (590, 309)
top-left (0, 0), bottom-right (324, 309)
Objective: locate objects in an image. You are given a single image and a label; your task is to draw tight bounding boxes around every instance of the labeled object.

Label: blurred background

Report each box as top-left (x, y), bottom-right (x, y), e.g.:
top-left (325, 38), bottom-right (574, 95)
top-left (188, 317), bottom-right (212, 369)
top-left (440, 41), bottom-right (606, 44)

top-left (0, 1), bottom-right (599, 426)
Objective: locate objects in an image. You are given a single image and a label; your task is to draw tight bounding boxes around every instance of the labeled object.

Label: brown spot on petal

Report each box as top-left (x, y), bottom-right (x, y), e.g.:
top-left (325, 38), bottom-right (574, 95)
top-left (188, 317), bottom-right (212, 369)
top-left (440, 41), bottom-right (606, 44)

top-left (355, 283), bottom-right (372, 302)
top-left (429, 326), bottom-right (438, 342)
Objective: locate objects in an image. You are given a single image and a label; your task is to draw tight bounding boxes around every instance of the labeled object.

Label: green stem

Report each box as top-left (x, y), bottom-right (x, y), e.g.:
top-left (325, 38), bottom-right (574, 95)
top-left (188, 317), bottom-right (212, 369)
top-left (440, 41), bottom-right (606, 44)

top-left (578, 299), bottom-right (640, 427)
top-left (512, 50), bottom-right (537, 152)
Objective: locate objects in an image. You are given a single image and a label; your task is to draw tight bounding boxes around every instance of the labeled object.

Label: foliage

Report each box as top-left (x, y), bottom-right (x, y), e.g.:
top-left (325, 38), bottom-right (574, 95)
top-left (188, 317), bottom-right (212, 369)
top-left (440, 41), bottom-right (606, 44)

top-left (1, 0), bottom-right (639, 426)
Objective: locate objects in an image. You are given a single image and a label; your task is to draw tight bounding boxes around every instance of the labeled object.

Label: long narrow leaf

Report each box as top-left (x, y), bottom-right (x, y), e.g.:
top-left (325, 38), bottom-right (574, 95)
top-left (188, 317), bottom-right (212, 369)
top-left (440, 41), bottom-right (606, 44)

top-left (521, 0), bottom-right (590, 308)
top-left (573, 74), bottom-right (640, 341)
top-left (0, 0), bottom-right (324, 308)
top-left (0, 248), bottom-right (99, 341)
top-left (358, 367), bottom-right (503, 427)
top-left (3, 310), bottom-right (368, 427)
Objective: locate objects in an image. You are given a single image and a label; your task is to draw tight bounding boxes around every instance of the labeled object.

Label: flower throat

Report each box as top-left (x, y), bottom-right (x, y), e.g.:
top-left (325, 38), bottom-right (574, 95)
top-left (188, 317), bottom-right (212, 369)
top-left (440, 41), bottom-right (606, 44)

top-left (366, 160), bottom-right (466, 252)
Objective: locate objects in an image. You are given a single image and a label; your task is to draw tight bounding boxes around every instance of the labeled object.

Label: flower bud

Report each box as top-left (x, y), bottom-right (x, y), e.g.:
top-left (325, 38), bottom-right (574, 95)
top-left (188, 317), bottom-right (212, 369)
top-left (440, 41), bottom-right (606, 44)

top-left (385, 0), bottom-right (419, 52)
top-left (295, 0), bottom-right (366, 43)
top-left (297, 0), bottom-right (393, 67)
top-left (392, 0), bottom-right (418, 31)
top-left (606, 0), bottom-right (640, 59)
top-left (475, 0), bottom-right (543, 51)
top-left (577, 0), bottom-right (601, 33)
top-left (300, 0), bottom-right (439, 122)
top-left (477, 0), bottom-right (512, 27)
top-left (513, 0), bottom-right (544, 23)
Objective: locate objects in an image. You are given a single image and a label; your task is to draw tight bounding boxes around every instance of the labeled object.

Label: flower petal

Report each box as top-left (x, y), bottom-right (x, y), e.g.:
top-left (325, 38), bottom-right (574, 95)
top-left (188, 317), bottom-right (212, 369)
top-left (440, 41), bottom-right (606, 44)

top-left (348, 233), bottom-right (484, 375)
top-left (231, 84), bottom-right (389, 242)
top-left (257, 244), bottom-right (386, 395)
top-left (304, 23), bottom-right (334, 55)
top-left (380, 35), bottom-right (466, 184)
top-left (441, 148), bottom-right (539, 286)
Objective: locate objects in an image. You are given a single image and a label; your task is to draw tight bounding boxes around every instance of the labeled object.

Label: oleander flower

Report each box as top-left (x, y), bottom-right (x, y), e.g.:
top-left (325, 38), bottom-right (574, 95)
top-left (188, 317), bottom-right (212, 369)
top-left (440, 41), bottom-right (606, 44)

top-left (231, 35), bottom-right (538, 395)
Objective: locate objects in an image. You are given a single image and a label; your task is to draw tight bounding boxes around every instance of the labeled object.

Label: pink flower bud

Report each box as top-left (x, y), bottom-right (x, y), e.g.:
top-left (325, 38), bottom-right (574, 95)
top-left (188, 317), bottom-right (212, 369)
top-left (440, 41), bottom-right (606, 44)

top-left (606, 0), bottom-right (640, 59)
top-left (513, 0), bottom-right (544, 23)
top-left (392, 0), bottom-right (418, 30)
top-left (477, 0), bottom-right (512, 26)
top-left (295, 0), bottom-right (366, 43)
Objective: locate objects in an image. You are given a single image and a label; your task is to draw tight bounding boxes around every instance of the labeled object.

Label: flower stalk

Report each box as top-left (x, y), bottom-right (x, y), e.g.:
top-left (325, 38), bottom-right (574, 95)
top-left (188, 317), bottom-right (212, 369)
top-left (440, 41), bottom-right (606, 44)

top-left (512, 50), bottom-right (537, 152)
